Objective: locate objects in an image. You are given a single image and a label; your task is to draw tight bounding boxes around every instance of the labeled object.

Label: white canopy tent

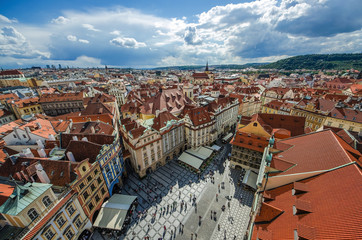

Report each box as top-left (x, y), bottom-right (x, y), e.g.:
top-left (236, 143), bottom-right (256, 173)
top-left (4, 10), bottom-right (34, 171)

top-left (242, 170), bottom-right (258, 190)
top-left (93, 194), bottom-right (137, 230)
top-left (178, 152), bottom-right (203, 169)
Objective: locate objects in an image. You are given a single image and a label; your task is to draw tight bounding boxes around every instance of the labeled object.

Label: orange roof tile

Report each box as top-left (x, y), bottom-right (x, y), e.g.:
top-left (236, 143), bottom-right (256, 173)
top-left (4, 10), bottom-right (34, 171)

top-left (273, 130), bottom-right (360, 176)
top-left (253, 163), bottom-right (362, 239)
top-left (255, 202), bottom-right (283, 223)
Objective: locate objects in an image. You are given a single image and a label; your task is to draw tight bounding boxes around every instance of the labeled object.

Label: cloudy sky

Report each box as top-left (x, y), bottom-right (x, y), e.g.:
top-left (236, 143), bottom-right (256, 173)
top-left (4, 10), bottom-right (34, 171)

top-left (0, 0), bottom-right (361, 69)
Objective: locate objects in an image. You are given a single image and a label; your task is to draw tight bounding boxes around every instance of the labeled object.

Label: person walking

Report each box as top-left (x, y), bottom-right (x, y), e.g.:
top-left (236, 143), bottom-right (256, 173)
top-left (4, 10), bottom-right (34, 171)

top-left (164, 225), bottom-right (166, 231)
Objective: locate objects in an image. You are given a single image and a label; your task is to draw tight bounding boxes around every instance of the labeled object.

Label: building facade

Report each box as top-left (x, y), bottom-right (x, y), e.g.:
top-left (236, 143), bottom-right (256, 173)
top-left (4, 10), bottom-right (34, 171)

top-left (70, 159), bottom-right (109, 222)
top-left (183, 106), bottom-right (217, 149)
top-left (39, 92), bottom-right (84, 116)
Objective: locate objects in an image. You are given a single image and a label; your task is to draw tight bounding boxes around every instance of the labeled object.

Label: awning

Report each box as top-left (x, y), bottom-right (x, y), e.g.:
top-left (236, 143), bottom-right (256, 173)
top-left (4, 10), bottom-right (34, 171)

top-left (93, 194), bottom-right (137, 230)
top-left (186, 147), bottom-right (213, 160)
top-left (242, 170), bottom-right (258, 190)
top-left (210, 145), bottom-right (221, 151)
top-left (178, 152), bottom-right (203, 170)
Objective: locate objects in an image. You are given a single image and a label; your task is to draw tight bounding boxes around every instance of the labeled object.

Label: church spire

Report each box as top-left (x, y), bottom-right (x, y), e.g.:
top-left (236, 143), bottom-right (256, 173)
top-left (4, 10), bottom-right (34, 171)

top-left (205, 61), bottom-right (209, 72)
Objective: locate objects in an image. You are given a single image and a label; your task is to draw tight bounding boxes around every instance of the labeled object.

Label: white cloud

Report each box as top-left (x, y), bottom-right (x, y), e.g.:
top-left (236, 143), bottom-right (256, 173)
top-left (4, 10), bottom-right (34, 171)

top-left (0, 14), bottom-right (16, 24)
top-left (0, 1), bottom-right (361, 68)
top-left (110, 30), bottom-right (121, 35)
top-left (0, 55), bottom-right (102, 68)
top-left (78, 39), bottom-right (89, 44)
top-left (110, 37), bottom-right (146, 48)
top-left (51, 16), bottom-right (70, 24)
top-left (0, 26), bottom-right (49, 58)
top-left (67, 35), bottom-right (77, 41)
top-left (82, 23), bottom-right (100, 32)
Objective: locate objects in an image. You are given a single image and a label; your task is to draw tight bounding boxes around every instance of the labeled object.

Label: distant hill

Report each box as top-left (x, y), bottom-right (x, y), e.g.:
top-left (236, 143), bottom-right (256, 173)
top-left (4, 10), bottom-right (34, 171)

top-left (260, 53), bottom-right (362, 70)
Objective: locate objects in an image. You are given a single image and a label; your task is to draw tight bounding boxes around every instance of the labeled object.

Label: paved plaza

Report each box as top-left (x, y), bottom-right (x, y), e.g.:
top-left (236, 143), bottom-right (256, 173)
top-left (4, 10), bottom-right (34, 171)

top-left (94, 143), bottom-right (254, 240)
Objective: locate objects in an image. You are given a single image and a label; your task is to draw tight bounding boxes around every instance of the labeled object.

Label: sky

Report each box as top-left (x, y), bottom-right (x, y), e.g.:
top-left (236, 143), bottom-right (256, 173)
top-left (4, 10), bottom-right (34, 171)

top-left (0, 0), bottom-right (361, 69)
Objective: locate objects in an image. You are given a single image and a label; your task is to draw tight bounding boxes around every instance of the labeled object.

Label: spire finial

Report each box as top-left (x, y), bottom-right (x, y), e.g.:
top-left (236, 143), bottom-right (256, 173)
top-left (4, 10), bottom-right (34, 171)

top-left (205, 61), bottom-right (209, 72)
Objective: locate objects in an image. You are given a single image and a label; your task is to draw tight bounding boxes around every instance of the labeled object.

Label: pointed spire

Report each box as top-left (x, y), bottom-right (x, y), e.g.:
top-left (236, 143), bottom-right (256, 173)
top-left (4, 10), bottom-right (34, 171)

top-left (205, 61), bottom-right (209, 72)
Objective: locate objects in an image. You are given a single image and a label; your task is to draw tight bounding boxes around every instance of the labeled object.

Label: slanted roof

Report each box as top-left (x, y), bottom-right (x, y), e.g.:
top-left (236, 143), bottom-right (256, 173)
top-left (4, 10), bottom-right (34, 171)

top-left (0, 182), bottom-right (52, 216)
top-left (252, 163), bottom-right (362, 240)
top-left (242, 170), bottom-right (258, 190)
top-left (273, 130), bottom-right (360, 176)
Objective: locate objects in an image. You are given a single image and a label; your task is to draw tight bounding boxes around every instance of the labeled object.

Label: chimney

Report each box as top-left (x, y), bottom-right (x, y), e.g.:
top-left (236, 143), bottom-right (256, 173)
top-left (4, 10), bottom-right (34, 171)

top-left (21, 171), bottom-right (31, 182)
top-left (35, 163), bottom-right (50, 184)
top-left (91, 126), bottom-right (95, 133)
top-left (13, 126), bottom-right (20, 139)
top-left (67, 152), bottom-right (76, 162)
top-left (156, 110), bottom-right (160, 117)
top-left (72, 136), bottom-right (78, 141)
top-left (48, 134), bottom-right (55, 140)
top-left (37, 148), bottom-right (47, 158)
top-left (35, 122), bottom-right (42, 129)
top-left (81, 137), bottom-right (88, 141)
top-left (23, 148), bottom-right (34, 158)
top-left (25, 127), bottom-right (31, 134)
top-left (36, 139), bottom-right (44, 149)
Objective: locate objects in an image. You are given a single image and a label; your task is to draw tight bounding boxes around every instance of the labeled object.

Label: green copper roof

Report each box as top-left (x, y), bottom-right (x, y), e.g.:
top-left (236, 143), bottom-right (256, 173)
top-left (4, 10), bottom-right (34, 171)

top-left (0, 182), bottom-right (52, 216)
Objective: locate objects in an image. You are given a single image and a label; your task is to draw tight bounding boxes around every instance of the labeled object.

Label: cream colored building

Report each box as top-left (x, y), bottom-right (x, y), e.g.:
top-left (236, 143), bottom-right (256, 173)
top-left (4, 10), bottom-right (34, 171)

top-left (120, 118), bottom-right (163, 177)
top-left (183, 106), bottom-right (217, 149)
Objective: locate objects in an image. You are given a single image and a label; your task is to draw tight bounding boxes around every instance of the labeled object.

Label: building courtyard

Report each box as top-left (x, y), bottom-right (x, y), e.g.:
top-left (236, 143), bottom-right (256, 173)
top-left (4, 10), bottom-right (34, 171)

top-left (93, 143), bottom-right (255, 240)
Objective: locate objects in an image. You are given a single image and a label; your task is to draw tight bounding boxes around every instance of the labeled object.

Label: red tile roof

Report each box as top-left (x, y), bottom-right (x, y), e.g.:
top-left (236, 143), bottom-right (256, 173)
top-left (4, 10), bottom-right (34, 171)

top-left (39, 92), bottom-right (83, 103)
top-left (0, 93), bottom-right (19, 101)
top-left (70, 121), bottom-right (114, 135)
top-left (152, 110), bottom-right (180, 131)
top-left (0, 70), bottom-right (23, 76)
top-left (0, 183), bottom-right (14, 205)
top-left (255, 202), bottom-right (283, 223)
top-left (11, 97), bottom-right (39, 108)
top-left (273, 130), bottom-right (361, 176)
top-left (329, 107), bottom-right (362, 123)
top-left (252, 163), bottom-right (362, 240)
top-left (230, 132), bottom-right (269, 153)
top-left (184, 106), bottom-right (213, 127)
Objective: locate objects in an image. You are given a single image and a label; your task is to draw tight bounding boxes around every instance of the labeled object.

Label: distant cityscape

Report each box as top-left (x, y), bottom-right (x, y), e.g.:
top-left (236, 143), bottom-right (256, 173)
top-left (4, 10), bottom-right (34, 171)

top-left (0, 60), bottom-right (360, 240)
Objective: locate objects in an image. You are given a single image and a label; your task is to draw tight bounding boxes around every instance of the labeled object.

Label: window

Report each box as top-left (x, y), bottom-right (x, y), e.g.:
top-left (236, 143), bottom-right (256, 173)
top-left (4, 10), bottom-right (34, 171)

top-left (28, 208), bottom-right (39, 221)
top-left (97, 177), bottom-right (102, 184)
top-left (338, 124), bottom-right (344, 128)
top-left (65, 229), bottom-right (74, 240)
top-left (101, 188), bottom-right (106, 195)
top-left (88, 202), bottom-right (94, 211)
top-left (44, 228), bottom-right (55, 240)
top-left (56, 216), bottom-right (66, 228)
top-left (94, 169), bottom-right (99, 175)
top-left (91, 184), bottom-right (96, 191)
top-left (23, 134), bottom-right (27, 138)
top-left (67, 205), bottom-right (76, 216)
top-left (13, 134), bottom-right (17, 138)
top-left (87, 175), bottom-right (92, 183)
top-left (75, 218), bottom-right (82, 228)
top-left (42, 196), bottom-right (52, 207)
top-left (79, 182), bottom-right (85, 190)
top-left (83, 191), bottom-right (89, 200)
top-left (348, 126), bottom-right (354, 131)
top-left (95, 194), bottom-right (100, 202)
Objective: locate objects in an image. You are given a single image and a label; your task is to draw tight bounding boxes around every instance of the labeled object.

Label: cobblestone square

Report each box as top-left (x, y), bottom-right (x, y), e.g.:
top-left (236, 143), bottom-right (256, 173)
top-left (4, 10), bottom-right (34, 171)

top-left (94, 143), bottom-right (254, 240)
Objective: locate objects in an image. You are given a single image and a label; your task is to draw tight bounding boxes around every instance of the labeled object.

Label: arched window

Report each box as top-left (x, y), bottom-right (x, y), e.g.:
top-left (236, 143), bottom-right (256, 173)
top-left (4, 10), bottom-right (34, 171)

top-left (42, 196), bottom-right (52, 207)
top-left (28, 208), bottom-right (39, 221)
